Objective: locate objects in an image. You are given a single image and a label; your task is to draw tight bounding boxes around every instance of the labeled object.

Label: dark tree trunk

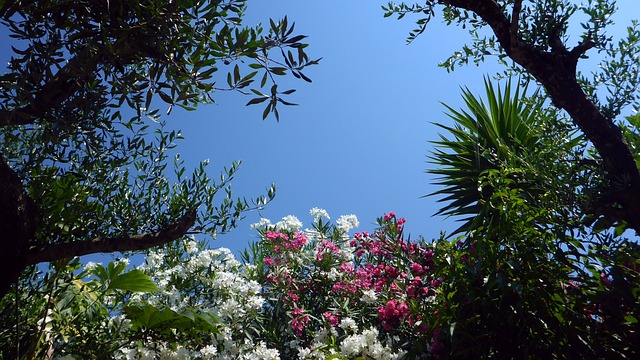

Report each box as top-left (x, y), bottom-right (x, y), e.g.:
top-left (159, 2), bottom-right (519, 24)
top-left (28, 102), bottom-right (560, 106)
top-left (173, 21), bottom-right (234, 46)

top-left (442, 0), bottom-right (640, 233)
top-left (0, 156), bottom-right (36, 299)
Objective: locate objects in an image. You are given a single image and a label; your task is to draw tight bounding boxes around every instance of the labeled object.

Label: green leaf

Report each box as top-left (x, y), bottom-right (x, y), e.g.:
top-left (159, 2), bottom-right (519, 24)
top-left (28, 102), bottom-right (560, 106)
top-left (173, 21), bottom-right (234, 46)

top-left (108, 269), bottom-right (158, 293)
top-left (246, 96), bottom-right (269, 106)
top-left (124, 305), bottom-right (219, 336)
top-left (157, 90), bottom-right (173, 104)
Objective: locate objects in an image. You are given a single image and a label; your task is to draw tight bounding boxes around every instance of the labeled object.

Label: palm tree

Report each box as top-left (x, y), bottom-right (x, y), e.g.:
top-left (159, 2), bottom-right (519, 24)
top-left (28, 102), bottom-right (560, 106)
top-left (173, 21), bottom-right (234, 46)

top-left (426, 79), bottom-right (640, 358)
top-left (428, 77), bottom-right (582, 237)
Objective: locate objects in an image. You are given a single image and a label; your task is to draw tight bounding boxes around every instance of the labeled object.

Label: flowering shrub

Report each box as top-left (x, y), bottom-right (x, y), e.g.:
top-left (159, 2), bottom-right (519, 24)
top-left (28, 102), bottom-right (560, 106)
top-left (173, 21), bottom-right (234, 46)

top-left (3, 209), bottom-right (638, 359)
top-left (242, 210), bottom-right (444, 359)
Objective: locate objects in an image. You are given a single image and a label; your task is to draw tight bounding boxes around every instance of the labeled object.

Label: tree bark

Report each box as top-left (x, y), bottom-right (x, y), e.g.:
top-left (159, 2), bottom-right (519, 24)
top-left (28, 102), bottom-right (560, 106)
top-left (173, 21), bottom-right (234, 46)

top-left (0, 152), bottom-right (197, 299)
top-left (0, 156), bottom-right (36, 299)
top-left (24, 210), bottom-right (197, 266)
top-left (441, 0), bottom-right (640, 232)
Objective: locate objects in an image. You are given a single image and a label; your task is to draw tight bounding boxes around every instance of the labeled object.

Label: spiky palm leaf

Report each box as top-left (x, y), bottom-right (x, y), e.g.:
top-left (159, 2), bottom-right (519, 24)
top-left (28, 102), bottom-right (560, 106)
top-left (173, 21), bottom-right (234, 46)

top-left (428, 78), bottom-right (550, 236)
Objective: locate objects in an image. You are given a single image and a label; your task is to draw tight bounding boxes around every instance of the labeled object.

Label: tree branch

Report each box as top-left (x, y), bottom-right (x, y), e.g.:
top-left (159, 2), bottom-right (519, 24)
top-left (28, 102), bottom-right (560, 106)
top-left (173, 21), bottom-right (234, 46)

top-left (23, 210), bottom-right (197, 265)
top-left (0, 154), bottom-right (37, 298)
top-left (439, 0), bottom-right (640, 233)
top-left (510, 0), bottom-right (522, 50)
top-left (569, 37), bottom-right (596, 63)
top-left (0, 48), bottom-right (100, 126)
top-left (0, 29), bottom-right (167, 127)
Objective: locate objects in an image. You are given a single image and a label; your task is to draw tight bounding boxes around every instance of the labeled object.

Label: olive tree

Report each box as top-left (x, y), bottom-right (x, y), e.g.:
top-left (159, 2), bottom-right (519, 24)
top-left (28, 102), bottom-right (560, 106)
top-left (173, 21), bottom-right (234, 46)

top-left (0, 0), bottom-right (318, 298)
top-left (384, 0), bottom-right (640, 234)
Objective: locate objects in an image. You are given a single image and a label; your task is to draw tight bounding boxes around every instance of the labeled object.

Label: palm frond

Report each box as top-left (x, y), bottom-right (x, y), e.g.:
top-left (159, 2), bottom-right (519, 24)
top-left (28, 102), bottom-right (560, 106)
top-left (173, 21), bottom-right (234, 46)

top-left (427, 77), bottom-right (544, 237)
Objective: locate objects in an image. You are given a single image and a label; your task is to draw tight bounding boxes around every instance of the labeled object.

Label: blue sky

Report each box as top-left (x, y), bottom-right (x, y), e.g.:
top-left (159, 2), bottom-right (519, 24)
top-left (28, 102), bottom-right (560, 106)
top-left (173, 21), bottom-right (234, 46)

top-left (188, 0), bottom-right (638, 253)
top-left (2, 1), bottom-right (638, 257)
top-left (180, 1), bottom-right (503, 252)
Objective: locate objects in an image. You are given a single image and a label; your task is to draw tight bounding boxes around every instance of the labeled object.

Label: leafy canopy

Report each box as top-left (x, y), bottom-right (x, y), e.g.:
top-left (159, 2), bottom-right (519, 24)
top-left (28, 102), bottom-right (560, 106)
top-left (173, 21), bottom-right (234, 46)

top-left (0, 0), bottom-right (318, 297)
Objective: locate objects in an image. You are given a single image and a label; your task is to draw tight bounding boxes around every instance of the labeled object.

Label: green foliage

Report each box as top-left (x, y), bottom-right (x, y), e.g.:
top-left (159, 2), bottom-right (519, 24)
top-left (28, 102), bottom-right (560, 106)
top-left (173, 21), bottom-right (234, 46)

top-left (383, 0), bottom-right (640, 118)
top-left (426, 78), bottom-right (640, 358)
top-left (123, 304), bottom-right (220, 340)
top-left (429, 78), bottom-right (589, 236)
top-left (0, 0), bottom-right (315, 356)
top-left (0, 258), bottom-right (158, 359)
top-left (0, 0), bottom-right (313, 250)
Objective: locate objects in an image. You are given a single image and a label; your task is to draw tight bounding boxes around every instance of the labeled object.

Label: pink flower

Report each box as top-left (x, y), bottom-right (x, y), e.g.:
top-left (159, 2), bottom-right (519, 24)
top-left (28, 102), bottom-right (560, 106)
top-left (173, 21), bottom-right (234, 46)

top-left (323, 311), bottom-right (340, 326)
top-left (291, 232), bottom-right (308, 249)
top-left (293, 307), bottom-right (304, 316)
top-left (378, 299), bottom-right (409, 331)
top-left (385, 265), bottom-right (399, 279)
top-left (265, 257), bottom-right (275, 266)
top-left (287, 291), bottom-right (299, 302)
top-left (266, 231), bottom-right (286, 241)
top-left (410, 262), bottom-right (425, 275)
top-left (291, 307), bottom-right (309, 336)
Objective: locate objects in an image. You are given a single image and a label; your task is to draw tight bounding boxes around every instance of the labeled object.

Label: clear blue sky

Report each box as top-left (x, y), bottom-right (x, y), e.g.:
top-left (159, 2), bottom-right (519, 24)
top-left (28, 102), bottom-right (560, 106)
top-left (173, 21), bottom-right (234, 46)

top-left (180, 1), bottom-right (503, 252)
top-left (2, 1), bottom-right (637, 257)
top-left (185, 0), bottom-right (638, 253)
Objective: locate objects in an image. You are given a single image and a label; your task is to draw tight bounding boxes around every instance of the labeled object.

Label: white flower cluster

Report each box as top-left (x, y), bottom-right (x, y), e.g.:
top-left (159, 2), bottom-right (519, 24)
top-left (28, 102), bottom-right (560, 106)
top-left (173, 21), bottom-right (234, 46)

top-left (120, 344), bottom-right (192, 360)
top-left (310, 207), bottom-right (330, 221)
top-left (117, 238), bottom-right (279, 359)
top-left (250, 217), bottom-right (272, 230)
top-left (336, 214), bottom-right (359, 232)
top-left (113, 208), bottom-right (366, 360)
top-left (275, 215), bottom-right (303, 232)
top-left (340, 327), bottom-right (404, 360)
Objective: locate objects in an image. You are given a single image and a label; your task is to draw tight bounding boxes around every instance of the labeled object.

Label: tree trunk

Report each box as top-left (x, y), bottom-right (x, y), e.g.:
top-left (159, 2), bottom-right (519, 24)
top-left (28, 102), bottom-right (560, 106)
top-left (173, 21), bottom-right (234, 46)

top-left (0, 156), bottom-right (35, 299)
top-left (443, 0), bottom-right (640, 233)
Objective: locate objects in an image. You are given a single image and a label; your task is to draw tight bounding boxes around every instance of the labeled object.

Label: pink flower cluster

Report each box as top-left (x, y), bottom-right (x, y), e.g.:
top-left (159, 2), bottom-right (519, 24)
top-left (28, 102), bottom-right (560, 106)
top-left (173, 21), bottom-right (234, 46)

top-left (323, 311), bottom-right (340, 326)
top-left (291, 307), bottom-right (310, 336)
top-left (265, 231), bottom-right (308, 253)
top-left (316, 239), bottom-right (340, 260)
top-left (257, 212), bottom-right (446, 356)
top-left (378, 299), bottom-right (409, 331)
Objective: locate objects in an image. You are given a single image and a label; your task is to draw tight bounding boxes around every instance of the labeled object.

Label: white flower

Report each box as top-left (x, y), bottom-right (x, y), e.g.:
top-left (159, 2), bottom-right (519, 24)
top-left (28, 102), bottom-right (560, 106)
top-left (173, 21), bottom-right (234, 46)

top-left (120, 348), bottom-right (137, 360)
top-left (336, 214), bottom-right (359, 232)
top-left (324, 267), bottom-right (341, 281)
top-left (115, 258), bottom-right (130, 267)
top-left (275, 215), bottom-right (303, 232)
top-left (361, 289), bottom-right (378, 303)
top-left (84, 261), bottom-right (101, 272)
top-left (183, 238), bottom-right (199, 255)
top-left (143, 251), bottom-right (165, 270)
top-left (218, 298), bottom-right (245, 319)
top-left (194, 249), bottom-right (215, 268)
top-left (340, 327), bottom-right (399, 360)
top-left (297, 347), bottom-right (312, 359)
top-left (340, 333), bottom-right (365, 356)
top-left (200, 345), bottom-right (218, 359)
top-left (310, 207), bottom-right (330, 221)
top-left (251, 217), bottom-right (272, 230)
top-left (109, 314), bottom-right (132, 332)
top-left (339, 317), bottom-right (358, 332)
top-left (246, 295), bottom-right (266, 310)
top-left (245, 341), bottom-right (280, 359)
top-left (139, 348), bottom-right (156, 360)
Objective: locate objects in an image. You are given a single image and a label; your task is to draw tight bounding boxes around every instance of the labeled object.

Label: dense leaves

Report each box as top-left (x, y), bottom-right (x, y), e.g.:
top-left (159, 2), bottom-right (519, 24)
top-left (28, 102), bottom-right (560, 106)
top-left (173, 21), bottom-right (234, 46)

top-left (426, 79), bottom-right (639, 357)
top-left (0, 0), bottom-right (317, 298)
top-left (385, 0), bottom-right (640, 233)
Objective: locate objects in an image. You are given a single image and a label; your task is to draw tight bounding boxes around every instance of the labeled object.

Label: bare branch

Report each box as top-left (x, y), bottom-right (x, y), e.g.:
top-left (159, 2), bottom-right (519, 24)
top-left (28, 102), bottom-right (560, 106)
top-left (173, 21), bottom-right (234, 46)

top-left (23, 210), bottom-right (197, 265)
top-left (569, 37), bottom-right (596, 62)
top-left (510, 0), bottom-right (523, 50)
